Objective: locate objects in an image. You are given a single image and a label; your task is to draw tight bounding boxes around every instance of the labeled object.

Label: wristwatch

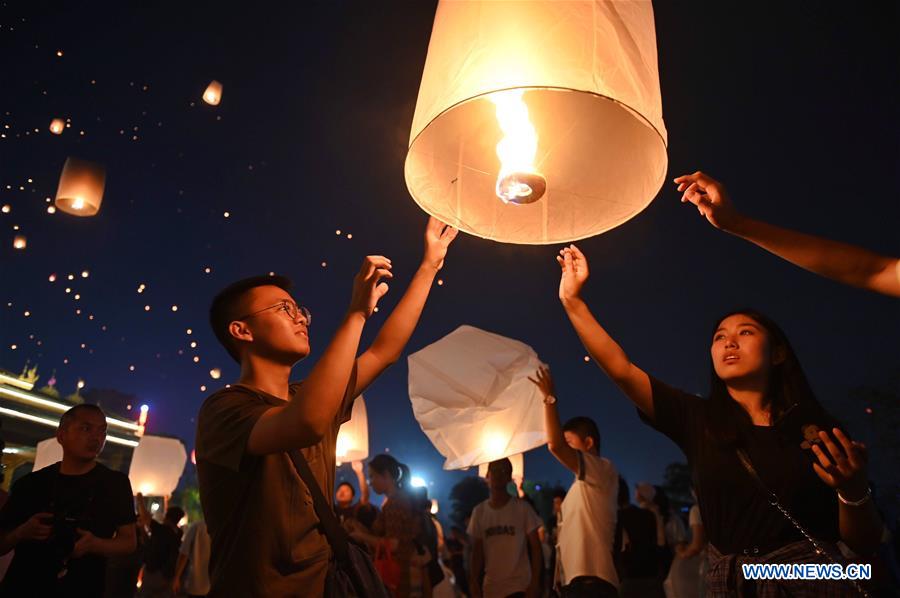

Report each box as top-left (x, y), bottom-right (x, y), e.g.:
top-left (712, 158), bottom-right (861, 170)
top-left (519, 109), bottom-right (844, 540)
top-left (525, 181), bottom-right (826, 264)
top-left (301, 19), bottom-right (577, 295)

top-left (543, 395), bottom-right (557, 405)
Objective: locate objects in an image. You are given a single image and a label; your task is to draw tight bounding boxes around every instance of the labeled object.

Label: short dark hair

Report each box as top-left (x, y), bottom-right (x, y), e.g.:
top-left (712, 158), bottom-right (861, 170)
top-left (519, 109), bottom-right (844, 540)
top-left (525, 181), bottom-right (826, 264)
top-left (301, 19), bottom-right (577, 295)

top-left (487, 458), bottom-right (512, 480)
top-left (209, 274), bottom-right (293, 363)
top-left (337, 481), bottom-right (356, 497)
top-left (165, 506), bottom-right (185, 525)
top-left (562, 416), bottom-right (601, 452)
top-left (59, 404), bottom-right (105, 430)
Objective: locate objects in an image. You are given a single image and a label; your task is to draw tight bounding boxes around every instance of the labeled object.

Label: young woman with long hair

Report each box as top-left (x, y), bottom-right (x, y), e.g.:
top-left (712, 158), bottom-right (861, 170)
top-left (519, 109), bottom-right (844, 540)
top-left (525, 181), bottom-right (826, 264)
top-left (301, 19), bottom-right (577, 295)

top-left (554, 245), bottom-right (882, 596)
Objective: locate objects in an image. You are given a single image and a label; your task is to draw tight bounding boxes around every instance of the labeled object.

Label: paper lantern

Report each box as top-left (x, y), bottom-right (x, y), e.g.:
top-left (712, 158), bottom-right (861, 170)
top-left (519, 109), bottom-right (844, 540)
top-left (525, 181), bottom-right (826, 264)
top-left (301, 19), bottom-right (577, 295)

top-left (336, 395), bottom-right (369, 465)
top-left (33, 437), bottom-right (64, 471)
top-left (12, 235), bottom-right (26, 250)
top-left (405, 0), bottom-right (667, 244)
top-left (54, 157), bottom-right (106, 217)
top-left (408, 325), bottom-right (546, 470)
top-left (49, 119), bottom-right (65, 135)
top-left (203, 80), bottom-right (223, 105)
top-left (478, 452), bottom-right (524, 480)
top-left (128, 435), bottom-right (187, 496)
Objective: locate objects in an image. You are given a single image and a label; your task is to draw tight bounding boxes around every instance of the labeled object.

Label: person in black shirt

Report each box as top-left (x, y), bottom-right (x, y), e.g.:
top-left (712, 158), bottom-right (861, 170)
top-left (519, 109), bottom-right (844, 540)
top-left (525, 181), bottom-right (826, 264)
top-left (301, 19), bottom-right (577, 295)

top-left (136, 495), bottom-right (184, 597)
top-left (554, 245), bottom-right (884, 596)
top-left (614, 476), bottom-right (663, 598)
top-left (0, 404), bottom-right (137, 596)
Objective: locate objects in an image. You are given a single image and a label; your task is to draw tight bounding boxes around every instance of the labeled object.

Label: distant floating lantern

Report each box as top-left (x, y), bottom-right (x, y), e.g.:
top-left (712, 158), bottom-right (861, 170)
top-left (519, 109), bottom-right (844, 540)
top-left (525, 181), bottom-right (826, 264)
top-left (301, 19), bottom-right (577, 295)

top-left (54, 157), bottom-right (106, 217)
top-left (405, 0), bottom-right (668, 244)
top-left (13, 235), bottom-right (26, 249)
top-left (203, 80), bottom-right (223, 106)
top-left (209, 368), bottom-right (221, 380)
top-left (49, 119), bottom-right (65, 135)
top-left (335, 395), bottom-right (369, 465)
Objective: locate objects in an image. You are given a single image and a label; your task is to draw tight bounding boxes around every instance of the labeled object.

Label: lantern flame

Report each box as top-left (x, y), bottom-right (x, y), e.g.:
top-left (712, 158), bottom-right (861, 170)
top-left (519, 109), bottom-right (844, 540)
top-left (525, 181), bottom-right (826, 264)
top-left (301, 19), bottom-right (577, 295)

top-left (489, 90), bottom-right (545, 204)
top-left (483, 431), bottom-right (508, 460)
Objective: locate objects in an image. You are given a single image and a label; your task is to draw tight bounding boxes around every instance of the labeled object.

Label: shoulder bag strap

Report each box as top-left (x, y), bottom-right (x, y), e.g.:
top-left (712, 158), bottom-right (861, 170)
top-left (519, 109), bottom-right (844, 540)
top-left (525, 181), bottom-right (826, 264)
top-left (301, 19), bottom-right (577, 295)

top-left (287, 448), bottom-right (350, 563)
top-left (735, 448), bottom-right (870, 597)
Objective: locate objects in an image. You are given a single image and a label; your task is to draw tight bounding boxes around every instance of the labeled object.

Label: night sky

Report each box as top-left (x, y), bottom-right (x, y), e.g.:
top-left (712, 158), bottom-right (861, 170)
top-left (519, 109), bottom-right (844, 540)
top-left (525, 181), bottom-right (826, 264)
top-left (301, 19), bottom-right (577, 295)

top-left (1, 1), bottom-right (898, 512)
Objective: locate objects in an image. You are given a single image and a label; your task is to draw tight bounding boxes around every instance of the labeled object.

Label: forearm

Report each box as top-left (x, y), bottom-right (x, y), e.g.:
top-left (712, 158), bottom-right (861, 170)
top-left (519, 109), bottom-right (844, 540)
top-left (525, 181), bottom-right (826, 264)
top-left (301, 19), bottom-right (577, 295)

top-left (561, 298), bottom-right (634, 382)
top-left (291, 312), bottom-right (366, 433)
top-left (544, 402), bottom-right (578, 472)
top-left (561, 297), bottom-right (652, 415)
top-left (470, 546), bottom-right (484, 597)
top-left (529, 538), bottom-right (541, 586)
top-left (90, 533), bottom-right (136, 557)
top-left (368, 265), bottom-right (437, 363)
top-left (174, 553), bottom-right (188, 582)
top-left (838, 498), bottom-right (882, 556)
top-left (0, 528), bottom-right (20, 555)
top-left (730, 218), bottom-right (899, 296)
top-left (356, 469), bottom-right (370, 505)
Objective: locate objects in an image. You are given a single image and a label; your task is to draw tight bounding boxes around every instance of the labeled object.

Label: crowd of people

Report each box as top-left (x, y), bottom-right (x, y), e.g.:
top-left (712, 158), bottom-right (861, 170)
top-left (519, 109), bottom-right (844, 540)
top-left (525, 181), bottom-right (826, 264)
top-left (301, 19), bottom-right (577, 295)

top-left (0, 174), bottom-right (897, 596)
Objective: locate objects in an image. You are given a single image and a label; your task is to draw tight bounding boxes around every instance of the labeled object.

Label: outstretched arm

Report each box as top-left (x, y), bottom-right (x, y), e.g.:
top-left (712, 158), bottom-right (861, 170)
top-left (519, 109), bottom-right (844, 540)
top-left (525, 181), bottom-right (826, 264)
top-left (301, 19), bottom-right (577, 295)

top-left (351, 460), bottom-right (370, 505)
top-left (557, 245), bottom-right (654, 417)
top-left (529, 366), bottom-right (579, 474)
top-left (353, 216), bottom-right (458, 396)
top-left (675, 171), bottom-right (900, 297)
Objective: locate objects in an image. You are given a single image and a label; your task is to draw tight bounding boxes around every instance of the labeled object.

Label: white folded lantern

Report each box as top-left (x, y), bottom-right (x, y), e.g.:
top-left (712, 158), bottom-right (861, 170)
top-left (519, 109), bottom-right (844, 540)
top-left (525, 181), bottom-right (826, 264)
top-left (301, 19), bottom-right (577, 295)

top-left (33, 437), bottom-right (64, 471)
top-left (408, 325), bottom-right (546, 470)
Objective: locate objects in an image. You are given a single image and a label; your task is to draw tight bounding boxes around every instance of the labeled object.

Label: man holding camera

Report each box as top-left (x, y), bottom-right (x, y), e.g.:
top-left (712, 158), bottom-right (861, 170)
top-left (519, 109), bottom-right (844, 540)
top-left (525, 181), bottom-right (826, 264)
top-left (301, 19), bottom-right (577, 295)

top-left (0, 404), bottom-right (137, 595)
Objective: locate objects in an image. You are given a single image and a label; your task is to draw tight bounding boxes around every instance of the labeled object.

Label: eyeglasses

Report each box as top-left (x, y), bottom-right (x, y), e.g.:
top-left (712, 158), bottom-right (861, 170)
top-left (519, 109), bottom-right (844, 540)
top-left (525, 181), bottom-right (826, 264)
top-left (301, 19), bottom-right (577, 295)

top-left (238, 300), bottom-right (312, 326)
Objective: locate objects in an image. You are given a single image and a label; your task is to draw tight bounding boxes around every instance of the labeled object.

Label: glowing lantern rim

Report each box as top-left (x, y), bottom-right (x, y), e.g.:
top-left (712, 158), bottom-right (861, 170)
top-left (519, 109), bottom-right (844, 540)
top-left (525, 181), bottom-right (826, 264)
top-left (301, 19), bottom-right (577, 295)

top-left (405, 87), bottom-right (667, 245)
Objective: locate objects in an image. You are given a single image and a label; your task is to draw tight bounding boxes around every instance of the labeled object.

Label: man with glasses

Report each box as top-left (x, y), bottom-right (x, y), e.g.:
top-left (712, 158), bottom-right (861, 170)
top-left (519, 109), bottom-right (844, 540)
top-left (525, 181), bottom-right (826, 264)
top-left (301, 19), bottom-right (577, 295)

top-left (197, 216), bottom-right (457, 596)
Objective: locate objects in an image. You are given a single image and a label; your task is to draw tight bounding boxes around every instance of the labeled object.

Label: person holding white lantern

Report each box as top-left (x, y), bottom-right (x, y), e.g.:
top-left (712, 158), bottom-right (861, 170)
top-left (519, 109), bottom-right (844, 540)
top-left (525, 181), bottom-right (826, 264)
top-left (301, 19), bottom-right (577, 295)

top-left (196, 216), bottom-right (457, 596)
top-left (529, 366), bottom-right (619, 597)
top-left (553, 245), bottom-right (883, 596)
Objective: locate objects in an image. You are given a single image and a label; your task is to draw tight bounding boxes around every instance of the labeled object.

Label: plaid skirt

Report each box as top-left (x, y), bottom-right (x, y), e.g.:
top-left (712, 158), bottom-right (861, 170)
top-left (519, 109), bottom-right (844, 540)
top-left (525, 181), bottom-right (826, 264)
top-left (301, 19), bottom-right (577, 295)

top-left (706, 540), bottom-right (866, 597)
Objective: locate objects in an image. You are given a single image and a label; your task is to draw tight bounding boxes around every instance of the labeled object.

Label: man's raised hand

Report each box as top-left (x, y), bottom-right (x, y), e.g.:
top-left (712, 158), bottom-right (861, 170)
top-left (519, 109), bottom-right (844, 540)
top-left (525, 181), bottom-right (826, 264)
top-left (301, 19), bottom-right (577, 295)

top-left (349, 255), bottom-right (393, 319)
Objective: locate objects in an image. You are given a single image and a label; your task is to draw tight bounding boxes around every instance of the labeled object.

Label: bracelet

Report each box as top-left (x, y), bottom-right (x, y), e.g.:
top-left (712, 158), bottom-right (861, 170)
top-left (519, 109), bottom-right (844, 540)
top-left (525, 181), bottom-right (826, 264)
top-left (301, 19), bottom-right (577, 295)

top-left (543, 395), bottom-right (557, 405)
top-left (837, 486), bottom-right (872, 507)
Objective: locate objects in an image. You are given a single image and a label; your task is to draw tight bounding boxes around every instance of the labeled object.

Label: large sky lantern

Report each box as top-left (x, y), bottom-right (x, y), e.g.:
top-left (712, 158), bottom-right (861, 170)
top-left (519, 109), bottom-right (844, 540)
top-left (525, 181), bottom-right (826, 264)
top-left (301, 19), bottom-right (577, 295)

top-left (54, 157), bottom-right (106, 217)
top-left (49, 118), bottom-right (65, 135)
top-left (408, 325), bottom-right (547, 470)
top-left (336, 395), bottom-right (369, 465)
top-left (33, 437), bottom-right (64, 471)
top-left (128, 435), bottom-right (187, 497)
top-left (405, 0), bottom-right (668, 244)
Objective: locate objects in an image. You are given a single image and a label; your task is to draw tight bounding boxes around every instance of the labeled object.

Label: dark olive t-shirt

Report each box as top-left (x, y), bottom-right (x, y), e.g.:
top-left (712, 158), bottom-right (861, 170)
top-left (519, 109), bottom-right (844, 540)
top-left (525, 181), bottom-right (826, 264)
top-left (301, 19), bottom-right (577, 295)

top-left (638, 376), bottom-right (839, 555)
top-left (196, 382), bottom-right (354, 597)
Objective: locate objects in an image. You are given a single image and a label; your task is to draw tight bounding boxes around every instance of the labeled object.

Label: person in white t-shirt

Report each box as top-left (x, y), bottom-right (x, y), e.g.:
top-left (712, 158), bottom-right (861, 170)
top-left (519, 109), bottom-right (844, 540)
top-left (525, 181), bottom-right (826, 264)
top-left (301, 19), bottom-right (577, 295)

top-left (530, 366), bottom-right (620, 597)
top-left (467, 459), bottom-right (542, 598)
